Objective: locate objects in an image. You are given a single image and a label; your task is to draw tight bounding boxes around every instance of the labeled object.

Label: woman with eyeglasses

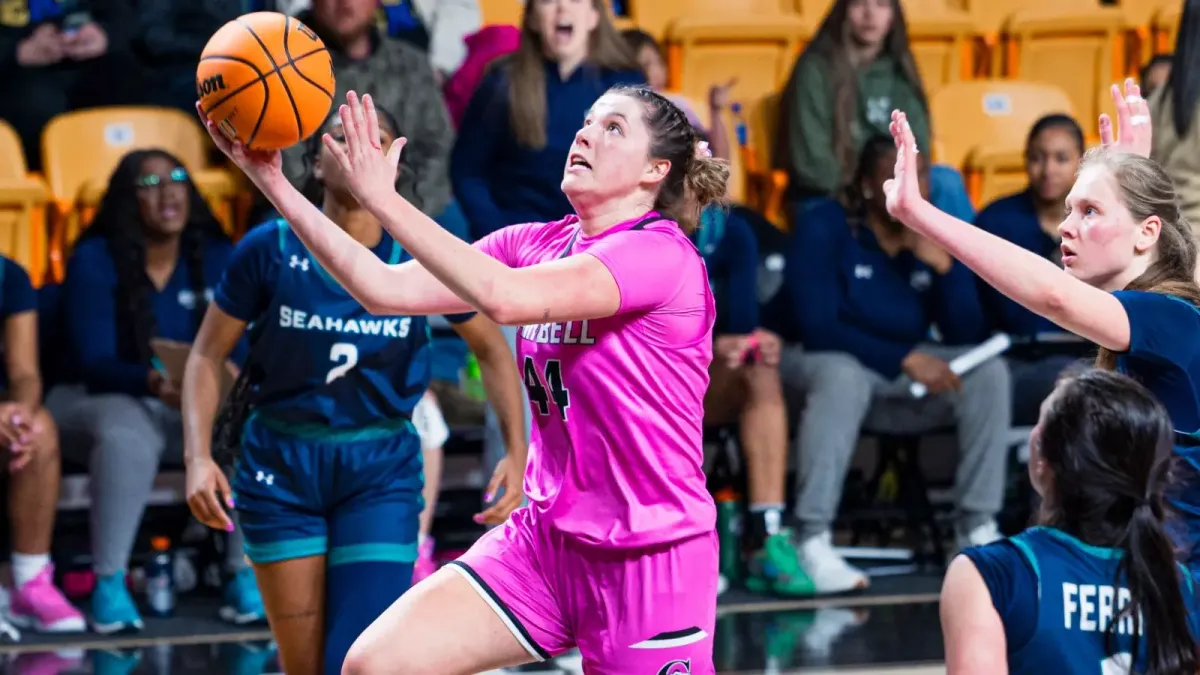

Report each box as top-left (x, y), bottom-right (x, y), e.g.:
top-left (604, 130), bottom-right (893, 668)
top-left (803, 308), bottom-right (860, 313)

top-left (44, 150), bottom-right (260, 636)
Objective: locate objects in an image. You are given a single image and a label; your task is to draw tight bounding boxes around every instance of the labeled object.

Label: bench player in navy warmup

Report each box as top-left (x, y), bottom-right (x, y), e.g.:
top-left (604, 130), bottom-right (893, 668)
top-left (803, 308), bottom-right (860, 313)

top-left (883, 78), bottom-right (1200, 580)
top-left (181, 109), bottom-right (528, 675)
top-left (943, 369), bottom-right (1200, 674)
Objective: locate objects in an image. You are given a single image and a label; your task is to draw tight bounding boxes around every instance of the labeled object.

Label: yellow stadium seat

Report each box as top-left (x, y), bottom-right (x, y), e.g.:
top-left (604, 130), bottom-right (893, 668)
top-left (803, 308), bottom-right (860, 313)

top-left (665, 13), bottom-right (808, 102)
top-left (739, 91), bottom-right (789, 230)
top-left (903, 2), bottom-right (975, 97)
top-left (1155, 2), bottom-right (1181, 54)
top-left (480, 0), bottom-right (525, 28)
top-left (929, 80), bottom-right (1073, 203)
top-left (629, 0), bottom-right (790, 41)
top-left (998, 4), bottom-right (1126, 139)
top-left (0, 121), bottom-right (49, 286)
top-left (792, 0), bottom-right (835, 31)
top-left (40, 106), bottom-right (244, 281)
top-left (1114, 0), bottom-right (1170, 72)
top-left (966, 145), bottom-right (1029, 208)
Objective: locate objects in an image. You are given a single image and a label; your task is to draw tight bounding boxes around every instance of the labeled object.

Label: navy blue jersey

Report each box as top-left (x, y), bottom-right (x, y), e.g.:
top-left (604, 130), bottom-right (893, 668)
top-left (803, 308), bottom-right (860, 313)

top-left (963, 526), bottom-right (1200, 674)
top-left (1111, 291), bottom-right (1200, 562)
top-left (214, 220), bottom-right (474, 430)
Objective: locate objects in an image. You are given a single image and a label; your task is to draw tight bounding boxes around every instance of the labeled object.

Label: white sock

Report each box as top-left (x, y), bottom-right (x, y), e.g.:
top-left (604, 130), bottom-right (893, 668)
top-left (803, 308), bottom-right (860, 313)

top-left (11, 553), bottom-right (49, 589)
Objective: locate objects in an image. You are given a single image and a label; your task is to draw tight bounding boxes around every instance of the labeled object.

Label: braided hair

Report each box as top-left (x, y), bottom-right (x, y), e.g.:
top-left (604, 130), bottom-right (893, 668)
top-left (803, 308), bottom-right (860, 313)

top-left (81, 149), bottom-right (226, 368)
top-left (608, 85), bottom-right (730, 233)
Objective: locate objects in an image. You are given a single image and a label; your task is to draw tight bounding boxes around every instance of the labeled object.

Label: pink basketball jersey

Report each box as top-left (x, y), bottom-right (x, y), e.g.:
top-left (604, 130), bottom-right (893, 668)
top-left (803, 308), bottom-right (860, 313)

top-left (475, 212), bottom-right (717, 549)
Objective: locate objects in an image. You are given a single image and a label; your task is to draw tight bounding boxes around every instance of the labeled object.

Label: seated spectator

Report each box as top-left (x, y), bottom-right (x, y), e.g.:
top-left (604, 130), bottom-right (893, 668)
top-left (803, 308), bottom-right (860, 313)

top-left (1141, 54), bottom-right (1172, 98)
top-left (779, 0), bottom-right (974, 224)
top-left (0, 256), bottom-right (85, 636)
top-left (443, 25), bottom-right (519, 127)
top-left (280, 0), bottom-right (465, 238)
top-left (779, 136), bottom-right (1011, 594)
top-left (44, 150), bottom-right (260, 634)
top-left (135, 0), bottom-right (285, 113)
top-left (0, 0), bottom-right (144, 169)
top-left (451, 0), bottom-right (643, 240)
top-left (975, 114), bottom-right (1089, 425)
top-left (694, 207), bottom-right (807, 596)
top-left (377, 0), bottom-right (480, 84)
top-left (622, 28), bottom-right (733, 163)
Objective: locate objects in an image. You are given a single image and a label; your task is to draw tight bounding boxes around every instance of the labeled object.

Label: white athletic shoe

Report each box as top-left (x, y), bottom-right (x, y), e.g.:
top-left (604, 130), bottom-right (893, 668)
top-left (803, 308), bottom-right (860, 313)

top-left (798, 532), bottom-right (869, 595)
top-left (717, 574), bottom-right (729, 596)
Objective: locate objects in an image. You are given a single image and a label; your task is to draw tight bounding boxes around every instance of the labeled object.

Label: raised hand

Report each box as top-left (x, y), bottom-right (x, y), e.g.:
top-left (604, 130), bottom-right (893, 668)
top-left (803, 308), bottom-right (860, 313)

top-left (194, 102), bottom-right (283, 188)
top-left (322, 91), bottom-right (407, 209)
top-left (884, 110), bottom-right (926, 222)
top-left (1099, 78), bottom-right (1151, 158)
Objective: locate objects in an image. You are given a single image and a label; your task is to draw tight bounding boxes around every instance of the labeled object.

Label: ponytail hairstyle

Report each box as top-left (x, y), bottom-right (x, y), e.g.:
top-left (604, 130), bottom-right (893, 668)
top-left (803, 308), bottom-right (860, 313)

top-left (1083, 149), bottom-right (1200, 370)
top-left (610, 85), bottom-right (730, 233)
top-left (1035, 369), bottom-right (1198, 675)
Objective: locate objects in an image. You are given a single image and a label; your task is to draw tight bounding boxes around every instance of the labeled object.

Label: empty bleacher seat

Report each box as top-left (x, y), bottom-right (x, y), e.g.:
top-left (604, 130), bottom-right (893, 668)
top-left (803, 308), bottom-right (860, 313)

top-left (997, 3), bottom-right (1126, 139)
top-left (40, 107), bottom-right (243, 281)
top-left (0, 120), bottom-right (49, 285)
top-left (629, 0), bottom-right (791, 41)
top-left (929, 80), bottom-right (1073, 203)
top-left (903, 2), bottom-right (975, 97)
top-left (1154, 2), bottom-right (1181, 54)
top-left (967, 145), bottom-right (1030, 207)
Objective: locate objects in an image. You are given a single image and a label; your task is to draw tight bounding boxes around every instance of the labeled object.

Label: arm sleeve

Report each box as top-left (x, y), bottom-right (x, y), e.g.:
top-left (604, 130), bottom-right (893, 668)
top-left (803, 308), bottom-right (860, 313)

top-left (0, 258), bottom-right (36, 319)
top-left (63, 242), bottom-right (151, 396)
top-left (587, 230), bottom-right (695, 314)
top-left (785, 58), bottom-right (839, 195)
top-left (929, 261), bottom-right (990, 345)
top-left (1113, 290), bottom-right (1200, 367)
top-left (958, 541), bottom-right (1039, 651)
top-left (717, 212), bottom-right (760, 334)
top-left (785, 204), bottom-right (915, 378)
top-left (213, 222), bottom-right (278, 324)
top-left (451, 71), bottom-right (509, 239)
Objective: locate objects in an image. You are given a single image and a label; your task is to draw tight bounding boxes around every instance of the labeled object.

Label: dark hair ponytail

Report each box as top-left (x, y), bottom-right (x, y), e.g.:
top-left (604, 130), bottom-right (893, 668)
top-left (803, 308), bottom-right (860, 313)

top-left (1037, 369), bottom-right (1198, 675)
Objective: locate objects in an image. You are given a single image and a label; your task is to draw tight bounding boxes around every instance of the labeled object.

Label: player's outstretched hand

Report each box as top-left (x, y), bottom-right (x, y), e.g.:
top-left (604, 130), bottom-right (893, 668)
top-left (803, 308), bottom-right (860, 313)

top-left (194, 102), bottom-right (283, 187)
top-left (324, 91), bottom-right (407, 210)
top-left (884, 110), bottom-right (925, 223)
top-left (1099, 78), bottom-right (1151, 158)
top-left (477, 454), bottom-right (526, 527)
top-left (186, 456), bottom-right (235, 533)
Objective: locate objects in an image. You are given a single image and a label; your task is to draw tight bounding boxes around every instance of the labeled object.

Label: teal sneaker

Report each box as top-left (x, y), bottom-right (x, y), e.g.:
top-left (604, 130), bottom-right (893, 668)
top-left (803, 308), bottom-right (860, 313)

top-left (219, 567), bottom-right (267, 625)
top-left (222, 640), bottom-right (279, 675)
top-left (90, 572), bottom-right (144, 635)
top-left (744, 530), bottom-right (816, 597)
top-left (92, 649), bottom-right (142, 675)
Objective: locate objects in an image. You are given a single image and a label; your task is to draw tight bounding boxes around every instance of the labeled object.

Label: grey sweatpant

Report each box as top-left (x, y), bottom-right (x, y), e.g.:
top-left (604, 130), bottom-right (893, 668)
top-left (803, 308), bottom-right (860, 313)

top-left (779, 345), bottom-right (1012, 538)
top-left (45, 385), bottom-right (246, 577)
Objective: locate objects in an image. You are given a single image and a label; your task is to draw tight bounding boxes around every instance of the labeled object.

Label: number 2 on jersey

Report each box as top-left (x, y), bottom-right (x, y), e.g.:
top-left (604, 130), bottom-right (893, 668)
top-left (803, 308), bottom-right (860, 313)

top-left (523, 356), bottom-right (570, 421)
top-left (327, 343), bottom-right (359, 383)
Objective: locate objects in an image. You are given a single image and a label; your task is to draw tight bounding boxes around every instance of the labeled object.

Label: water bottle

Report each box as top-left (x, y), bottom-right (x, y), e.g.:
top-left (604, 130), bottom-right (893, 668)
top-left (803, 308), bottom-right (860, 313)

top-left (715, 487), bottom-right (743, 585)
top-left (461, 352), bottom-right (485, 402)
top-left (145, 537), bottom-right (176, 618)
top-left (731, 102), bottom-right (749, 149)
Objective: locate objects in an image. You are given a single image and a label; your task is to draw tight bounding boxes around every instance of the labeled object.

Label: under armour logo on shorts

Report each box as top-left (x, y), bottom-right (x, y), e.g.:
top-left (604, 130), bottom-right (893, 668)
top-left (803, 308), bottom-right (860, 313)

top-left (289, 255), bottom-right (310, 271)
top-left (255, 471), bottom-right (274, 486)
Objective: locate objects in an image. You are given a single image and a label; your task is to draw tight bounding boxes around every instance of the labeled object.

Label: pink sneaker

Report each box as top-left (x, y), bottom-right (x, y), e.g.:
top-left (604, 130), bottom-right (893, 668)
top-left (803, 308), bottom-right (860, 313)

top-left (412, 538), bottom-right (438, 585)
top-left (9, 565), bottom-right (86, 633)
top-left (9, 650), bottom-right (84, 675)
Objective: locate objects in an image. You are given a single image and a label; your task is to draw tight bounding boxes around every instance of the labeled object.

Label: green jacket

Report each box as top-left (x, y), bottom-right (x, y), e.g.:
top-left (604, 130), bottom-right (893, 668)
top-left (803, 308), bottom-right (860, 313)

top-left (782, 52), bottom-right (930, 197)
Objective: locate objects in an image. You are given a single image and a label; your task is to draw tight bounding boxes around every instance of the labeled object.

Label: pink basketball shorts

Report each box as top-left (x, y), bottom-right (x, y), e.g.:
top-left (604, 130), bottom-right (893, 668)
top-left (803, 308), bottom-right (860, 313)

top-left (448, 508), bottom-right (718, 674)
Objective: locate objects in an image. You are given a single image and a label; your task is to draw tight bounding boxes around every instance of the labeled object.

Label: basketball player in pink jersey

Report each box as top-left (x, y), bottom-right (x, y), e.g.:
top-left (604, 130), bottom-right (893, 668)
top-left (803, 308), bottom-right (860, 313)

top-left (198, 84), bottom-right (730, 673)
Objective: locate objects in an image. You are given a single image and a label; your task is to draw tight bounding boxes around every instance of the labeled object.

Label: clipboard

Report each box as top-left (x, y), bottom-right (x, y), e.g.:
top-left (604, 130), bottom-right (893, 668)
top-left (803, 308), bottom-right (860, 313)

top-left (150, 338), bottom-right (239, 403)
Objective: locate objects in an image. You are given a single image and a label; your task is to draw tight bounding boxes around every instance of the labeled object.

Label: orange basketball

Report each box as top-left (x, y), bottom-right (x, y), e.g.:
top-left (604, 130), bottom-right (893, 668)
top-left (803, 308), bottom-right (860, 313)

top-left (196, 12), bottom-right (335, 151)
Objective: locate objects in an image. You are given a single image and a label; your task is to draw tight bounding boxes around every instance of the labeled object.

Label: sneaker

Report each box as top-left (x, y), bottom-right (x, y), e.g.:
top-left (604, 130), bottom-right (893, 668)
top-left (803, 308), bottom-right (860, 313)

top-left (797, 532), bottom-right (869, 595)
top-left (221, 640), bottom-right (279, 675)
top-left (957, 520), bottom-right (1003, 550)
top-left (8, 565), bottom-right (86, 633)
top-left (90, 572), bottom-right (143, 635)
top-left (412, 537), bottom-right (438, 585)
top-left (219, 567), bottom-right (266, 625)
top-left (745, 530), bottom-right (816, 597)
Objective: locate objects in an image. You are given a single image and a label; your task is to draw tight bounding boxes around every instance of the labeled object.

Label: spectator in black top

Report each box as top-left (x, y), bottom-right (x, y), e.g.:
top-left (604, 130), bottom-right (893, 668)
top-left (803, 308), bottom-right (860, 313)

top-left (0, 0), bottom-right (143, 169)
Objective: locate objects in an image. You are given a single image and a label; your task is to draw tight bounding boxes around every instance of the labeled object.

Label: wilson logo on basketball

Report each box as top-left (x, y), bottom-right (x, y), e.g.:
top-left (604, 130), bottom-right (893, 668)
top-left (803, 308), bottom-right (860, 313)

top-left (217, 118), bottom-right (238, 142)
top-left (197, 74), bottom-right (227, 97)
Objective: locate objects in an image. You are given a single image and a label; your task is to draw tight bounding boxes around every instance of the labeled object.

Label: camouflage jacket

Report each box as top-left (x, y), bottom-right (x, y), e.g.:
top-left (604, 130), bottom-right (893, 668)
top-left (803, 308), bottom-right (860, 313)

top-left (282, 20), bottom-right (454, 217)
